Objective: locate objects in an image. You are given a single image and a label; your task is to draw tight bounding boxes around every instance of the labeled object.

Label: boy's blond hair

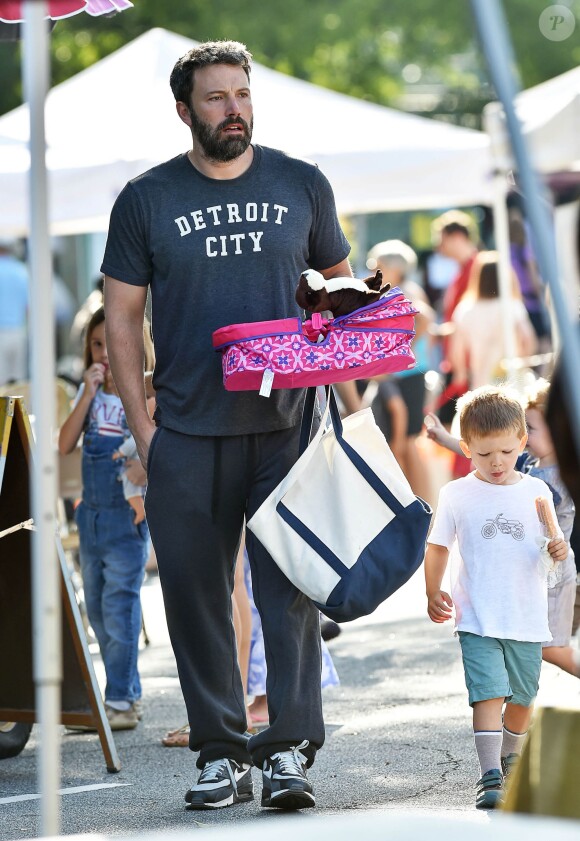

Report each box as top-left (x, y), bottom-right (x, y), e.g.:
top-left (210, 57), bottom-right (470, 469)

top-left (523, 377), bottom-right (550, 415)
top-left (457, 385), bottom-right (526, 443)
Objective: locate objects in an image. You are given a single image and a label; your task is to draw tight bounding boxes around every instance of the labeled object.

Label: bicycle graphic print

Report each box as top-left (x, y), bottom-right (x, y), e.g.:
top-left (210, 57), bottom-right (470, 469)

top-left (481, 513), bottom-right (525, 541)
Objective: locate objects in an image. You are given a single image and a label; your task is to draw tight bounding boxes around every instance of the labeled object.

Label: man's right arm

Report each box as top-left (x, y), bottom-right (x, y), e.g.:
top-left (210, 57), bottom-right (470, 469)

top-left (104, 277), bottom-right (155, 469)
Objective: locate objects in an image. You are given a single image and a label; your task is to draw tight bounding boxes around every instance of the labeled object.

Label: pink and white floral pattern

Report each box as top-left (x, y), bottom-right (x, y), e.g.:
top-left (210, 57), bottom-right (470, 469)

top-left (213, 290), bottom-right (418, 391)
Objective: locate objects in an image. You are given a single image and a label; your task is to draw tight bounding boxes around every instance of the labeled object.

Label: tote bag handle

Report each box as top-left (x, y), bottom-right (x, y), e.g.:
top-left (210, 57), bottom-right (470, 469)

top-left (299, 385), bottom-right (410, 519)
top-left (299, 386), bottom-right (335, 455)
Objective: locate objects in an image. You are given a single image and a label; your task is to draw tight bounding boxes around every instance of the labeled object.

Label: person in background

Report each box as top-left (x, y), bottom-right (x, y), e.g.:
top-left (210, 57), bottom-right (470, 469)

top-left (423, 249), bottom-right (459, 317)
top-left (102, 40), bottom-right (352, 811)
top-left (546, 325), bottom-right (580, 634)
top-left (0, 238), bottom-right (28, 386)
top-left (429, 211), bottom-right (479, 431)
top-left (449, 251), bottom-right (536, 390)
top-left (53, 268), bottom-right (76, 361)
top-left (69, 276), bottom-right (104, 361)
top-left (433, 211), bottom-right (480, 328)
top-left (366, 239), bottom-right (435, 503)
top-left (112, 433), bottom-right (147, 524)
top-left (509, 207), bottom-right (551, 350)
top-left (367, 379), bottom-right (408, 474)
top-left (523, 378), bottom-right (578, 679)
top-left (425, 385), bottom-right (567, 810)
top-left (58, 307), bottom-right (153, 730)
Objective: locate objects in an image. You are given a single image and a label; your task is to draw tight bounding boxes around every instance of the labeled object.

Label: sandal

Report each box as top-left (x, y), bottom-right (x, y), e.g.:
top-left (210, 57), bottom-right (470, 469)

top-left (161, 723), bottom-right (190, 747)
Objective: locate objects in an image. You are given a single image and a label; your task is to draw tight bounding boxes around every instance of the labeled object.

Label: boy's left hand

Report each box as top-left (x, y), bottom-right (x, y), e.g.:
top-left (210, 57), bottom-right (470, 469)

top-left (547, 537), bottom-right (568, 562)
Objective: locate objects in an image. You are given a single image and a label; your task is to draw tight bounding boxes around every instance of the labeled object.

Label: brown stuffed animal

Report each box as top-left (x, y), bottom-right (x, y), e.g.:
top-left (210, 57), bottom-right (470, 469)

top-left (295, 269), bottom-right (390, 317)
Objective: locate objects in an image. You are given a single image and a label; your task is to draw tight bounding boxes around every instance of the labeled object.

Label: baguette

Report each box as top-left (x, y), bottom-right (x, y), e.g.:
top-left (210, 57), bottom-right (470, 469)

top-left (535, 496), bottom-right (558, 540)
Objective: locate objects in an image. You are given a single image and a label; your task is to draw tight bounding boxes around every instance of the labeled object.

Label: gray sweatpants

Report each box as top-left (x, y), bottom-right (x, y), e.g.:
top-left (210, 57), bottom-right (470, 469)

top-left (144, 423), bottom-right (324, 769)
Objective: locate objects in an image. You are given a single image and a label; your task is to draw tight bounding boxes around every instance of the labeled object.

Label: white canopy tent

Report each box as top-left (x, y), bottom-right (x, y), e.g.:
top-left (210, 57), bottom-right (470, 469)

top-left (513, 65), bottom-right (580, 173)
top-left (0, 27), bottom-right (494, 236)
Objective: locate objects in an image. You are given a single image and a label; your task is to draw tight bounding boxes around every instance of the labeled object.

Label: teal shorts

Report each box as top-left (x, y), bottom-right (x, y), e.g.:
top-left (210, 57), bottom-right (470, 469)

top-left (458, 631), bottom-right (542, 707)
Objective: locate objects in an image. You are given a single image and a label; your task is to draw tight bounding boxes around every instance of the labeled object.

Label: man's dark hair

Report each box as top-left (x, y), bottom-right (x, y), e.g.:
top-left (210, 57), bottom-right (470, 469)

top-left (170, 40), bottom-right (253, 104)
top-left (441, 220), bottom-right (471, 238)
top-left (431, 209), bottom-right (475, 242)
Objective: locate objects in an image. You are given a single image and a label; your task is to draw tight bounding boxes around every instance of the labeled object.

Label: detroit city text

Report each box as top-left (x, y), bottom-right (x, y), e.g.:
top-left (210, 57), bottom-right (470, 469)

top-left (174, 201), bottom-right (290, 258)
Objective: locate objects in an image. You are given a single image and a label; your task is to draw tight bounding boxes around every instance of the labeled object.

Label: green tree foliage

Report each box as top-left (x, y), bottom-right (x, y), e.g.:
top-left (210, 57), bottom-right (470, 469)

top-left (1, 0), bottom-right (579, 124)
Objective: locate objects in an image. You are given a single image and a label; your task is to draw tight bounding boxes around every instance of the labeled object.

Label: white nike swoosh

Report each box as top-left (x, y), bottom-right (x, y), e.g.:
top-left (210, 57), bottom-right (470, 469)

top-left (192, 779), bottom-right (230, 791)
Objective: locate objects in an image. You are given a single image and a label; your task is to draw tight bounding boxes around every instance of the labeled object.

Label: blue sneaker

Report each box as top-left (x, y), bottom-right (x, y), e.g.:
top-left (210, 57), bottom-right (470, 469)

top-left (501, 752), bottom-right (519, 778)
top-left (475, 768), bottom-right (503, 810)
top-left (261, 740), bottom-right (315, 810)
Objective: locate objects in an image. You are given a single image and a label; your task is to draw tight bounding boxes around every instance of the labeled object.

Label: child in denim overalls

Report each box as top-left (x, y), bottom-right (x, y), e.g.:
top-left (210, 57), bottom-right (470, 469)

top-left (59, 307), bottom-right (153, 731)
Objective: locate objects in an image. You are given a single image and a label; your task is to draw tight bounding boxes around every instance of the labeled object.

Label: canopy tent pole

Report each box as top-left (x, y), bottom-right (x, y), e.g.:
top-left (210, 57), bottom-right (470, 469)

top-left (23, 1), bottom-right (61, 836)
top-left (484, 103), bottom-right (517, 383)
top-left (470, 0), bottom-right (580, 455)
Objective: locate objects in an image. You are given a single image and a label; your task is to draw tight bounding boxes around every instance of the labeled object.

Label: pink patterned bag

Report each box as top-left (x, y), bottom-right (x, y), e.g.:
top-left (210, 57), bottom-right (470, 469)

top-left (212, 288), bottom-right (418, 392)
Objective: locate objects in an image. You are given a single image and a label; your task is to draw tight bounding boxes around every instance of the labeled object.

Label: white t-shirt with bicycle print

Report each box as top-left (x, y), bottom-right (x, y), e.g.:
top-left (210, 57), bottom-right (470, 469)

top-left (428, 472), bottom-right (560, 643)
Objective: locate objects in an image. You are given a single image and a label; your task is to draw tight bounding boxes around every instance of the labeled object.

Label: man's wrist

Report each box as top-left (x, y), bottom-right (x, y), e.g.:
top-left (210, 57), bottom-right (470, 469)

top-left (127, 414), bottom-right (155, 440)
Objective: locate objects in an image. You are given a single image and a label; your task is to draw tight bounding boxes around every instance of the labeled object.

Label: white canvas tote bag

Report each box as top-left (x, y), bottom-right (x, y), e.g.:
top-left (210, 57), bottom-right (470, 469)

top-left (247, 387), bottom-right (432, 621)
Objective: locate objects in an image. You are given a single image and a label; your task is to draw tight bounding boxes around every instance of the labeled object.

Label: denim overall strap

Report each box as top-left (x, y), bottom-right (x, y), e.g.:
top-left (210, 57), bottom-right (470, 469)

top-left (81, 432), bottom-right (126, 509)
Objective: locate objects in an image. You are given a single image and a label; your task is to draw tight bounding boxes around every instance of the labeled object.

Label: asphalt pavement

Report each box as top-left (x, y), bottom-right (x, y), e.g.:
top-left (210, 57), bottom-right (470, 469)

top-left (1, 568), bottom-right (579, 840)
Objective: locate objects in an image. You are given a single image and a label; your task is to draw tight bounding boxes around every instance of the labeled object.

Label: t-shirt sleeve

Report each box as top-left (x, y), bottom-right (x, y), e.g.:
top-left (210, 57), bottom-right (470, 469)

top-left (118, 435), bottom-right (137, 457)
top-left (100, 183), bottom-right (151, 286)
top-left (307, 167), bottom-right (351, 271)
top-left (427, 483), bottom-right (456, 548)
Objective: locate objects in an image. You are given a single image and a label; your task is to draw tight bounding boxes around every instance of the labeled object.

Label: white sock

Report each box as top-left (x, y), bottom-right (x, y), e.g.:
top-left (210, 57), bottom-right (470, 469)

top-left (474, 730), bottom-right (503, 775)
top-left (501, 725), bottom-right (527, 757)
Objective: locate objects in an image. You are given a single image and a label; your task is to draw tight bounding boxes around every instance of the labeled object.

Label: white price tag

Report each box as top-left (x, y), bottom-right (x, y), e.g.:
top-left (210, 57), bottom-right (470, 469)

top-left (259, 369), bottom-right (274, 398)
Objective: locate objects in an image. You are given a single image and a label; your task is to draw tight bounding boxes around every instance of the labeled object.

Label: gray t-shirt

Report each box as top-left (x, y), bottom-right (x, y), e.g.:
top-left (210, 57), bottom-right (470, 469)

top-left (101, 145), bottom-right (350, 436)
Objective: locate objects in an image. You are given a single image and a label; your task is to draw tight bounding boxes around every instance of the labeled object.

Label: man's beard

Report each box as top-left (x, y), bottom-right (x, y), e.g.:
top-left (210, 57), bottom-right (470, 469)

top-left (189, 108), bottom-right (253, 162)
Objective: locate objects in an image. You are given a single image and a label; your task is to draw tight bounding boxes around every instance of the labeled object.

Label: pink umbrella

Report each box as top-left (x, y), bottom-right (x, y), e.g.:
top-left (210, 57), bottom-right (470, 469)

top-left (0, 0), bottom-right (132, 21)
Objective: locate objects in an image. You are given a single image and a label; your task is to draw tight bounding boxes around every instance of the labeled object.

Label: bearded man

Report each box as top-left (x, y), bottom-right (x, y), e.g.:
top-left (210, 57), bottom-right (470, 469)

top-left (102, 40), bottom-right (352, 812)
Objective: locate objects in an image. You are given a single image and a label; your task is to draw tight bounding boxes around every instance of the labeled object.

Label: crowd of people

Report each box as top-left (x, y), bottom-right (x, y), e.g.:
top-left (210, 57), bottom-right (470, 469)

top-left (3, 36), bottom-right (578, 817)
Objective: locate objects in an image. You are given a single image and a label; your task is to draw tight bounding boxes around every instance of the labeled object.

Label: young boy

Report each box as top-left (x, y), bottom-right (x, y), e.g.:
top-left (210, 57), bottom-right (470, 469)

top-left (424, 385), bottom-right (568, 810)
top-left (426, 377), bottom-right (579, 677)
top-left (523, 379), bottom-right (578, 676)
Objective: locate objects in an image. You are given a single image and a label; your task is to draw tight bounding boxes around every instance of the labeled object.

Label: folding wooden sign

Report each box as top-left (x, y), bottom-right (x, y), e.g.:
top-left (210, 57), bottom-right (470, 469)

top-left (0, 395), bottom-right (120, 771)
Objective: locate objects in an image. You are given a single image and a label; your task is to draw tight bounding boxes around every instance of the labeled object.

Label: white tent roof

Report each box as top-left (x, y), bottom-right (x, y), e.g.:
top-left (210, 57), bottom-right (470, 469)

top-left (0, 27), bottom-right (494, 235)
top-left (513, 65), bottom-right (580, 173)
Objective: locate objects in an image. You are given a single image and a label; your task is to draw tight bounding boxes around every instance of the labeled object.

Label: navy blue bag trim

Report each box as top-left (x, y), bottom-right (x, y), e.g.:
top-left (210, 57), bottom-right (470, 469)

top-left (335, 435), bottom-right (406, 518)
top-left (276, 502), bottom-right (350, 578)
top-left (299, 386), bottom-right (319, 454)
